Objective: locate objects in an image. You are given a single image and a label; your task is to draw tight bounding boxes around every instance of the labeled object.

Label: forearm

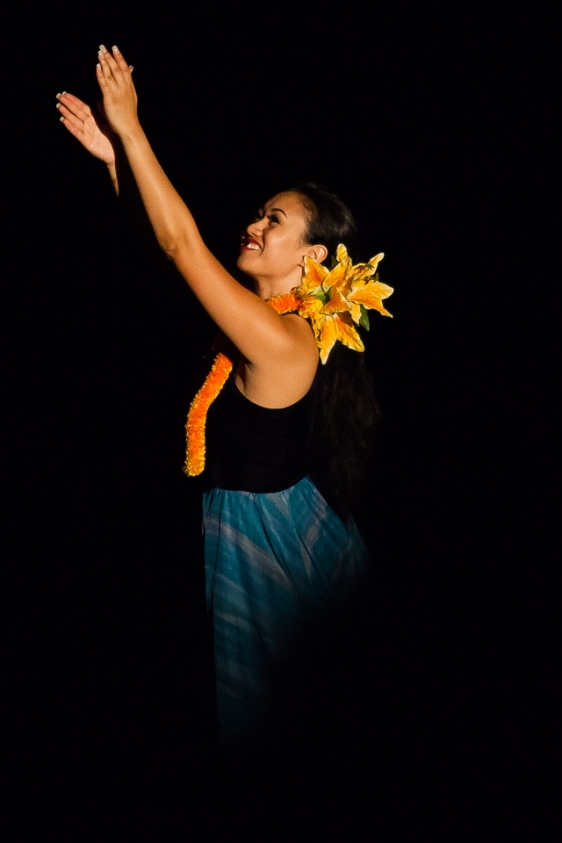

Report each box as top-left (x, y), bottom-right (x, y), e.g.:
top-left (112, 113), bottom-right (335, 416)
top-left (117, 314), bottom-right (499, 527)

top-left (116, 120), bottom-right (261, 337)
top-left (115, 120), bottom-right (253, 328)
top-left (106, 161), bottom-right (119, 195)
top-left (118, 123), bottom-right (201, 256)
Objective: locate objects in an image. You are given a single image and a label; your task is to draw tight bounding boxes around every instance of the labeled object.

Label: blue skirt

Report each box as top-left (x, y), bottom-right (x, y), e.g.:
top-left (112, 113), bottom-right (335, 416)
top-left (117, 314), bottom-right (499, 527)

top-left (202, 476), bottom-right (372, 749)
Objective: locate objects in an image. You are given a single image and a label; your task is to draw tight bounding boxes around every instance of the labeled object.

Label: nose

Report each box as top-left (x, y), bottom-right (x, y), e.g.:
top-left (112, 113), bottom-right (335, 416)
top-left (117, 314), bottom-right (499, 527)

top-left (246, 216), bottom-right (265, 237)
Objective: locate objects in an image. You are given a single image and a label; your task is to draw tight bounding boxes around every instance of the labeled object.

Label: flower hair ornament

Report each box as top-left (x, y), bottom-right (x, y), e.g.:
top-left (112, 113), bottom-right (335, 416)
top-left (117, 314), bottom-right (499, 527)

top-left (287, 243), bottom-right (393, 363)
top-left (184, 244), bottom-right (393, 476)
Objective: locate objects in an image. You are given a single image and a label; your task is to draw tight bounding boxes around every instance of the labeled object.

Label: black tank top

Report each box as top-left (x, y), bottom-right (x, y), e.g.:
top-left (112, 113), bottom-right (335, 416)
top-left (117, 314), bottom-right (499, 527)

top-left (203, 369), bottom-right (317, 493)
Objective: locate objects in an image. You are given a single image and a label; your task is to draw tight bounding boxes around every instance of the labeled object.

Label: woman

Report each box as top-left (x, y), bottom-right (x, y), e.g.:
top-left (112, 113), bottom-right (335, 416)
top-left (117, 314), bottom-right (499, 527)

top-left (57, 46), bottom-right (393, 751)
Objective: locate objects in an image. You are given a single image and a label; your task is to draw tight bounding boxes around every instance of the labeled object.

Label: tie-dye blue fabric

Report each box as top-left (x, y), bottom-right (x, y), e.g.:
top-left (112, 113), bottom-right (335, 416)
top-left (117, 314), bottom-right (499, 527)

top-left (202, 476), bottom-right (371, 748)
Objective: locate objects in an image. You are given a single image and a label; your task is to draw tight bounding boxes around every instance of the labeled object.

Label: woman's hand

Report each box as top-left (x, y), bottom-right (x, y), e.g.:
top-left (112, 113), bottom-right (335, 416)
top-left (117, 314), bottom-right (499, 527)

top-left (96, 45), bottom-right (139, 139)
top-left (56, 92), bottom-right (116, 165)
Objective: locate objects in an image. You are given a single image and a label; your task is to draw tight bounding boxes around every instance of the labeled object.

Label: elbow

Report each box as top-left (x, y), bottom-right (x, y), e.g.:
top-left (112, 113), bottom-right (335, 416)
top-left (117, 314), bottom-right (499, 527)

top-left (158, 233), bottom-right (179, 261)
top-left (162, 242), bottom-right (177, 261)
top-left (160, 230), bottom-right (199, 268)
top-left (158, 226), bottom-right (191, 263)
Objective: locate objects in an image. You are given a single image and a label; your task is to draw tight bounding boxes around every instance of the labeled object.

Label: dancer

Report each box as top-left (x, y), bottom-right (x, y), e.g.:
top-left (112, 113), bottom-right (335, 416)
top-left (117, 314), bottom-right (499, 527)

top-left (56, 45), bottom-right (393, 751)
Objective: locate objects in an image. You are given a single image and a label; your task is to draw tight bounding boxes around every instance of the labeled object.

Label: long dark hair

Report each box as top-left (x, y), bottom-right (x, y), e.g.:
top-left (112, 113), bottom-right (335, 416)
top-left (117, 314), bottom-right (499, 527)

top-left (292, 183), bottom-right (380, 521)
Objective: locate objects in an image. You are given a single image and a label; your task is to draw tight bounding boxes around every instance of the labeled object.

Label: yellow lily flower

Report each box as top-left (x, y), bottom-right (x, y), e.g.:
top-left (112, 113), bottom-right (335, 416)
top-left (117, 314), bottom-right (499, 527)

top-left (295, 244), bottom-right (393, 363)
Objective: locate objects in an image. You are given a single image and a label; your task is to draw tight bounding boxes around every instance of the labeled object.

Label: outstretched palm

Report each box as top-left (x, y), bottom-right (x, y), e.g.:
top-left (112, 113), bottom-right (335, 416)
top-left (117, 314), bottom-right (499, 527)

top-left (57, 92), bottom-right (115, 164)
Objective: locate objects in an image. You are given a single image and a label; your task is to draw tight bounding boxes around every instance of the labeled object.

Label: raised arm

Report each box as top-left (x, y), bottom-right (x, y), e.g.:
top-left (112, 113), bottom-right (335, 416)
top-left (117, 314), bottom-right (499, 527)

top-left (94, 45), bottom-right (317, 379)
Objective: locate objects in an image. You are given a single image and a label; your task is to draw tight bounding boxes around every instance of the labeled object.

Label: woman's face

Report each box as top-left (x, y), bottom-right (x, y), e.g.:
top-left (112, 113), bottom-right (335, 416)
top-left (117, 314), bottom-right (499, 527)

top-left (237, 192), bottom-right (311, 290)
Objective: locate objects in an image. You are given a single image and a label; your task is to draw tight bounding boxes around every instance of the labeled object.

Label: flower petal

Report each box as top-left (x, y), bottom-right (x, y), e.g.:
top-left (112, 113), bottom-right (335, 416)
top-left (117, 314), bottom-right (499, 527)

top-left (350, 254), bottom-right (384, 284)
top-left (323, 257), bottom-right (353, 291)
top-left (368, 253), bottom-right (384, 272)
top-left (334, 313), bottom-right (365, 352)
top-left (323, 285), bottom-right (352, 314)
top-left (348, 280), bottom-right (394, 317)
top-left (300, 255), bottom-right (329, 295)
top-left (298, 294), bottom-right (325, 321)
top-left (349, 301), bottom-right (362, 324)
top-left (336, 243), bottom-right (349, 263)
top-left (318, 317), bottom-right (339, 364)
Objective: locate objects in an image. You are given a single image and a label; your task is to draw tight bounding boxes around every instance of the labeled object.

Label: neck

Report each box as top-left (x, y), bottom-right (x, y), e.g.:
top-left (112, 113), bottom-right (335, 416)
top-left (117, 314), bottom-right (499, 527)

top-left (254, 277), bottom-right (298, 301)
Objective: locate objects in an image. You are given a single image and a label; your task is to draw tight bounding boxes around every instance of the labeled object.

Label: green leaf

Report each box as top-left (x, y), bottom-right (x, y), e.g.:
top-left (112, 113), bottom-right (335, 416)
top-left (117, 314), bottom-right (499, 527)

top-left (359, 305), bottom-right (370, 331)
top-left (329, 254), bottom-right (338, 270)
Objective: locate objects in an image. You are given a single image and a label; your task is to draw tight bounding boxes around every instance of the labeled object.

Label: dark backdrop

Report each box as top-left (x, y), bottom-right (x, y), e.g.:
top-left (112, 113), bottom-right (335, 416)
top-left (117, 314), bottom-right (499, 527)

top-left (6, 2), bottom-right (556, 835)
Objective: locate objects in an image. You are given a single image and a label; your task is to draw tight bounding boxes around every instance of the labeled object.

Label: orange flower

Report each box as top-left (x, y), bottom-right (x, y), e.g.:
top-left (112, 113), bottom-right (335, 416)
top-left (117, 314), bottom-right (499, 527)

top-left (295, 244), bottom-right (393, 363)
top-left (184, 351), bottom-right (233, 476)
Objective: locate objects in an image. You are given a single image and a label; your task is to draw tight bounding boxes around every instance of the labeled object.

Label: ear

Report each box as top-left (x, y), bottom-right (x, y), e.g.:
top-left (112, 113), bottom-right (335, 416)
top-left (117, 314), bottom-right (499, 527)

top-left (304, 244), bottom-right (329, 264)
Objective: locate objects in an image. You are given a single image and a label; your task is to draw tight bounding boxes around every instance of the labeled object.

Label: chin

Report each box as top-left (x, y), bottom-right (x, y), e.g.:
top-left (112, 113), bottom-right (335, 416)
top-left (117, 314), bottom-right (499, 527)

top-left (236, 252), bottom-right (253, 271)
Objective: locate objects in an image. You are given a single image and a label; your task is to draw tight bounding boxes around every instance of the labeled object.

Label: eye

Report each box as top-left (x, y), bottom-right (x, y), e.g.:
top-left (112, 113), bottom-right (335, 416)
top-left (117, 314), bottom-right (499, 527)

top-left (268, 214), bottom-right (280, 225)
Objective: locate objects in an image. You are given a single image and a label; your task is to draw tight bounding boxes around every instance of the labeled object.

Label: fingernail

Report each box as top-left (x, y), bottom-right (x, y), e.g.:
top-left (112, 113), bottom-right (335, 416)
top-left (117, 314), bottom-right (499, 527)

top-left (96, 63), bottom-right (101, 71)
top-left (112, 45), bottom-right (120, 53)
top-left (56, 92), bottom-right (61, 99)
top-left (60, 116), bottom-right (65, 122)
top-left (98, 44), bottom-right (107, 53)
top-left (56, 102), bottom-right (60, 109)
top-left (129, 65), bottom-right (134, 73)
top-left (62, 90), bottom-right (67, 95)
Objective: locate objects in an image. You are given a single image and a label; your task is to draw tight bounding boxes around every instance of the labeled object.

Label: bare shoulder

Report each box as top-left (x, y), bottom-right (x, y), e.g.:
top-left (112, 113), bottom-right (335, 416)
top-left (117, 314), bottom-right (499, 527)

top-left (281, 313), bottom-right (318, 354)
top-left (238, 314), bottom-right (319, 408)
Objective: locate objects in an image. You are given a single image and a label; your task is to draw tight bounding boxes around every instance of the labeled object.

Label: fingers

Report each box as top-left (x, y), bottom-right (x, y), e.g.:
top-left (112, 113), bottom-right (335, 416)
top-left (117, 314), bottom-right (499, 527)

top-left (58, 111), bottom-right (87, 142)
top-left (96, 45), bottom-right (113, 84)
top-left (56, 96), bottom-right (91, 141)
top-left (56, 91), bottom-right (88, 111)
top-left (56, 101), bottom-right (78, 124)
top-left (110, 44), bottom-right (131, 74)
top-left (56, 99), bottom-right (89, 142)
top-left (56, 91), bottom-right (92, 122)
top-left (97, 44), bottom-right (132, 84)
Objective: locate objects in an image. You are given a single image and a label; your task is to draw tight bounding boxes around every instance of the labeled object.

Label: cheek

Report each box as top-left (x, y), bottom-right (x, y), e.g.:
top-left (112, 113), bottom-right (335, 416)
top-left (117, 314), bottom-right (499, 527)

top-left (284, 231), bottom-right (306, 256)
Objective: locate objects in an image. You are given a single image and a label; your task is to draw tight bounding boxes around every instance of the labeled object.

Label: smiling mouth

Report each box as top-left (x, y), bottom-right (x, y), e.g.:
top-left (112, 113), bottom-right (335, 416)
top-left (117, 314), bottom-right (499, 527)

top-left (240, 236), bottom-right (261, 251)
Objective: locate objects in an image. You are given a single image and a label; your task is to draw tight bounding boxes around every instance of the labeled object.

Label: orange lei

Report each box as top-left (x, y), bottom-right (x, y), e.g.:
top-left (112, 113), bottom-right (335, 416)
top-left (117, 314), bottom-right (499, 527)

top-left (183, 292), bottom-right (301, 477)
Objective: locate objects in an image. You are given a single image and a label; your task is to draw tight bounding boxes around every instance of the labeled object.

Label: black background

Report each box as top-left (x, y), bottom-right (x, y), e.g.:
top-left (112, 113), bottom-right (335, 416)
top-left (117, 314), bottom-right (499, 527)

top-left (6, 1), bottom-right (556, 835)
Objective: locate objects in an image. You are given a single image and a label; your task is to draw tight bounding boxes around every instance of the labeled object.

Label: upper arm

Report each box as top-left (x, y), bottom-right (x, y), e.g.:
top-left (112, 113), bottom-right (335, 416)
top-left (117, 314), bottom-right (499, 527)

top-left (170, 235), bottom-right (309, 369)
